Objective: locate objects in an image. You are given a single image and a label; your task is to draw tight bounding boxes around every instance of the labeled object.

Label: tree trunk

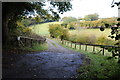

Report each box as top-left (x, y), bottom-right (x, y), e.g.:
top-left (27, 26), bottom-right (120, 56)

top-left (2, 15), bottom-right (9, 48)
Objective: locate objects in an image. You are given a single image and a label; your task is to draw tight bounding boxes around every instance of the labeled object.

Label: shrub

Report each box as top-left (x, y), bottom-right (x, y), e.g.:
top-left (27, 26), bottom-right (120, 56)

top-left (96, 35), bottom-right (115, 45)
top-left (49, 24), bottom-right (63, 38)
top-left (49, 24), bottom-right (69, 40)
top-left (69, 33), bottom-right (96, 44)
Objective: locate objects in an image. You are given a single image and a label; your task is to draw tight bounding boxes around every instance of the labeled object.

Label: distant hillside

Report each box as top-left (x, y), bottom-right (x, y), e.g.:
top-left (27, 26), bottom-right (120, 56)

top-left (29, 22), bottom-right (62, 37)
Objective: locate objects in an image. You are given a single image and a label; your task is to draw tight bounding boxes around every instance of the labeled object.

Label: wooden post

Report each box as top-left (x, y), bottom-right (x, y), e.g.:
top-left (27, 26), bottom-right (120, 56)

top-left (85, 45), bottom-right (87, 51)
top-left (67, 42), bottom-right (69, 47)
top-left (71, 43), bottom-right (72, 48)
top-left (79, 44), bottom-right (81, 49)
top-left (65, 41), bottom-right (67, 46)
top-left (103, 47), bottom-right (104, 55)
top-left (62, 40), bottom-right (63, 44)
top-left (75, 44), bottom-right (77, 49)
top-left (93, 46), bottom-right (95, 52)
top-left (67, 41), bottom-right (69, 47)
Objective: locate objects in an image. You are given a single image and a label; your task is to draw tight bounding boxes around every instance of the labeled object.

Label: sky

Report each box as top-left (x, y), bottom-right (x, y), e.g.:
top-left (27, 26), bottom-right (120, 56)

top-left (59, 0), bottom-right (119, 19)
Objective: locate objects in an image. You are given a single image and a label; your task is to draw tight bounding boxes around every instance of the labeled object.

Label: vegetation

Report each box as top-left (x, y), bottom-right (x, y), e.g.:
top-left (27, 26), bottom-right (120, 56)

top-left (65, 17), bottom-right (117, 29)
top-left (54, 38), bottom-right (120, 79)
top-left (62, 16), bottom-right (77, 24)
top-left (84, 13), bottom-right (99, 21)
top-left (29, 22), bottom-right (116, 46)
top-left (68, 28), bottom-right (115, 45)
top-left (77, 50), bottom-right (120, 80)
top-left (49, 24), bottom-right (69, 40)
top-left (21, 43), bottom-right (48, 52)
top-left (2, 2), bottom-right (72, 48)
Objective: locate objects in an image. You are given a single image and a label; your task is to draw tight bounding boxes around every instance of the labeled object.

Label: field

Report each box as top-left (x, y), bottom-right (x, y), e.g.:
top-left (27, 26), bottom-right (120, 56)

top-left (69, 28), bottom-right (111, 39)
top-left (30, 22), bottom-right (111, 40)
top-left (29, 22), bottom-right (61, 37)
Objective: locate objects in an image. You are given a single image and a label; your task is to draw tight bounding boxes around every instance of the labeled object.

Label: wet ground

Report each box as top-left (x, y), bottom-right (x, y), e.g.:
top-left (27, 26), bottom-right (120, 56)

top-left (2, 38), bottom-right (85, 78)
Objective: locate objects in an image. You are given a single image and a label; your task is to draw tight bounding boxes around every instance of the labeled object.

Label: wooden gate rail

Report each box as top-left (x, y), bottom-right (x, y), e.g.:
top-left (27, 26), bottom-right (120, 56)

top-left (17, 36), bottom-right (46, 47)
top-left (59, 39), bottom-right (120, 58)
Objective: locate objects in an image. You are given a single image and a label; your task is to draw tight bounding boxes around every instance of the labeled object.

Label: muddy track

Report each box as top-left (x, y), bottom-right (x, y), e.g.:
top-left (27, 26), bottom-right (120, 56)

top-left (2, 38), bottom-right (84, 78)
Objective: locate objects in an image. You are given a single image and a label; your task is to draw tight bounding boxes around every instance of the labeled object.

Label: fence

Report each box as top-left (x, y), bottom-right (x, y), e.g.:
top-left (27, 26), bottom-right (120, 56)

top-left (55, 38), bottom-right (120, 61)
top-left (17, 36), bottom-right (46, 47)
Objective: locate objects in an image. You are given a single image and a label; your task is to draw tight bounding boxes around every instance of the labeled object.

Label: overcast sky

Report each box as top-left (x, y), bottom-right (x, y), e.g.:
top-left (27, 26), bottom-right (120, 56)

top-left (59, 0), bottom-right (119, 18)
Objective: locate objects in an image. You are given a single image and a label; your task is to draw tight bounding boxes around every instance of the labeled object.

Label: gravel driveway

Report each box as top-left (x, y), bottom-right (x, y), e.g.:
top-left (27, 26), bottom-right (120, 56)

top-left (2, 38), bottom-right (84, 78)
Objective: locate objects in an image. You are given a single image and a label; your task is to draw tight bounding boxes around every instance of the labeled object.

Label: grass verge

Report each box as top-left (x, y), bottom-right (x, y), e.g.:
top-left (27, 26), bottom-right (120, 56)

top-left (54, 38), bottom-right (120, 80)
top-left (21, 43), bottom-right (48, 52)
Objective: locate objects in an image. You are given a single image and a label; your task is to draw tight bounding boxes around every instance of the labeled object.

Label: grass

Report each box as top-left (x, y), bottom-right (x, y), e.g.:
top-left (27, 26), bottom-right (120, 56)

top-left (53, 38), bottom-right (120, 80)
top-left (29, 22), bottom-right (61, 37)
top-left (77, 50), bottom-right (120, 80)
top-left (51, 42), bottom-right (58, 48)
top-left (21, 43), bottom-right (48, 52)
top-left (69, 28), bottom-right (111, 39)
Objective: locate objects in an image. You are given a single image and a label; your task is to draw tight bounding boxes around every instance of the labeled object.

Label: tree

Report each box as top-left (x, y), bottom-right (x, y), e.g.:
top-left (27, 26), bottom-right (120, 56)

top-left (35, 15), bottom-right (42, 23)
top-left (84, 13), bottom-right (99, 21)
top-left (2, 2), bottom-right (72, 47)
top-left (49, 24), bottom-right (69, 40)
top-left (62, 16), bottom-right (77, 24)
top-left (101, 1), bottom-right (120, 63)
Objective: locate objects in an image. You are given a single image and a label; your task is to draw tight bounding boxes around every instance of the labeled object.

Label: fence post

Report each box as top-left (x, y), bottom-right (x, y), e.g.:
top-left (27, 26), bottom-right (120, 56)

top-left (75, 43), bottom-right (77, 49)
top-left (93, 46), bottom-right (95, 52)
top-left (102, 47), bottom-right (104, 55)
top-left (62, 40), bottom-right (63, 44)
top-left (79, 44), bottom-right (81, 49)
top-left (71, 42), bottom-right (72, 48)
top-left (67, 41), bottom-right (68, 46)
top-left (85, 45), bottom-right (87, 51)
top-left (66, 41), bottom-right (67, 46)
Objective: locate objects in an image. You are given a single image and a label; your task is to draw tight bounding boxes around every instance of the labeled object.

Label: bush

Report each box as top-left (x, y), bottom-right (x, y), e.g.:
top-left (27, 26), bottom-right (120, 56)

top-left (49, 24), bottom-right (63, 38)
top-left (69, 33), bottom-right (96, 44)
top-left (49, 24), bottom-right (69, 40)
top-left (96, 35), bottom-right (115, 45)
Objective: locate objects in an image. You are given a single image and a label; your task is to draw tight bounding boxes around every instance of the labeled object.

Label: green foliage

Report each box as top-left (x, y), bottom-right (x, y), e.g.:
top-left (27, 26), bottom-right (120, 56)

top-left (22, 43), bottom-right (48, 52)
top-left (69, 29), bottom-right (115, 45)
top-left (55, 39), bottom-right (120, 79)
top-left (49, 24), bottom-right (63, 38)
top-left (77, 50), bottom-right (120, 79)
top-left (62, 16), bottom-right (77, 24)
top-left (84, 13), bottom-right (99, 21)
top-left (69, 33), bottom-right (96, 44)
top-left (60, 29), bottom-right (69, 40)
top-left (100, 19), bottom-right (120, 63)
top-left (97, 35), bottom-right (115, 45)
top-left (35, 15), bottom-right (42, 23)
top-left (21, 19), bottom-right (31, 27)
top-left (66, 17), bottom-right (117, 29)
top-left (2, 2), bottom-right (72, 47)
top-left (49, 24), bottom-right (69, 40)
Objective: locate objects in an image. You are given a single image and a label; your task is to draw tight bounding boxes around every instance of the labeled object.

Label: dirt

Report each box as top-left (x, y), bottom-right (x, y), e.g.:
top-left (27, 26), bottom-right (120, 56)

top-left (2, 38), bottom-right (86, 78)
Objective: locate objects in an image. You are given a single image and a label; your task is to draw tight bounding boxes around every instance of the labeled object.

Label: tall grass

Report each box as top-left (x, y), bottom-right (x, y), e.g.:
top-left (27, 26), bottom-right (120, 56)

top-left (69, 28), bottom-right (111, 38)
top-left (21, 43), bottom-right (48, 52)
top-left (68, 29), bottom-right (115, 45)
